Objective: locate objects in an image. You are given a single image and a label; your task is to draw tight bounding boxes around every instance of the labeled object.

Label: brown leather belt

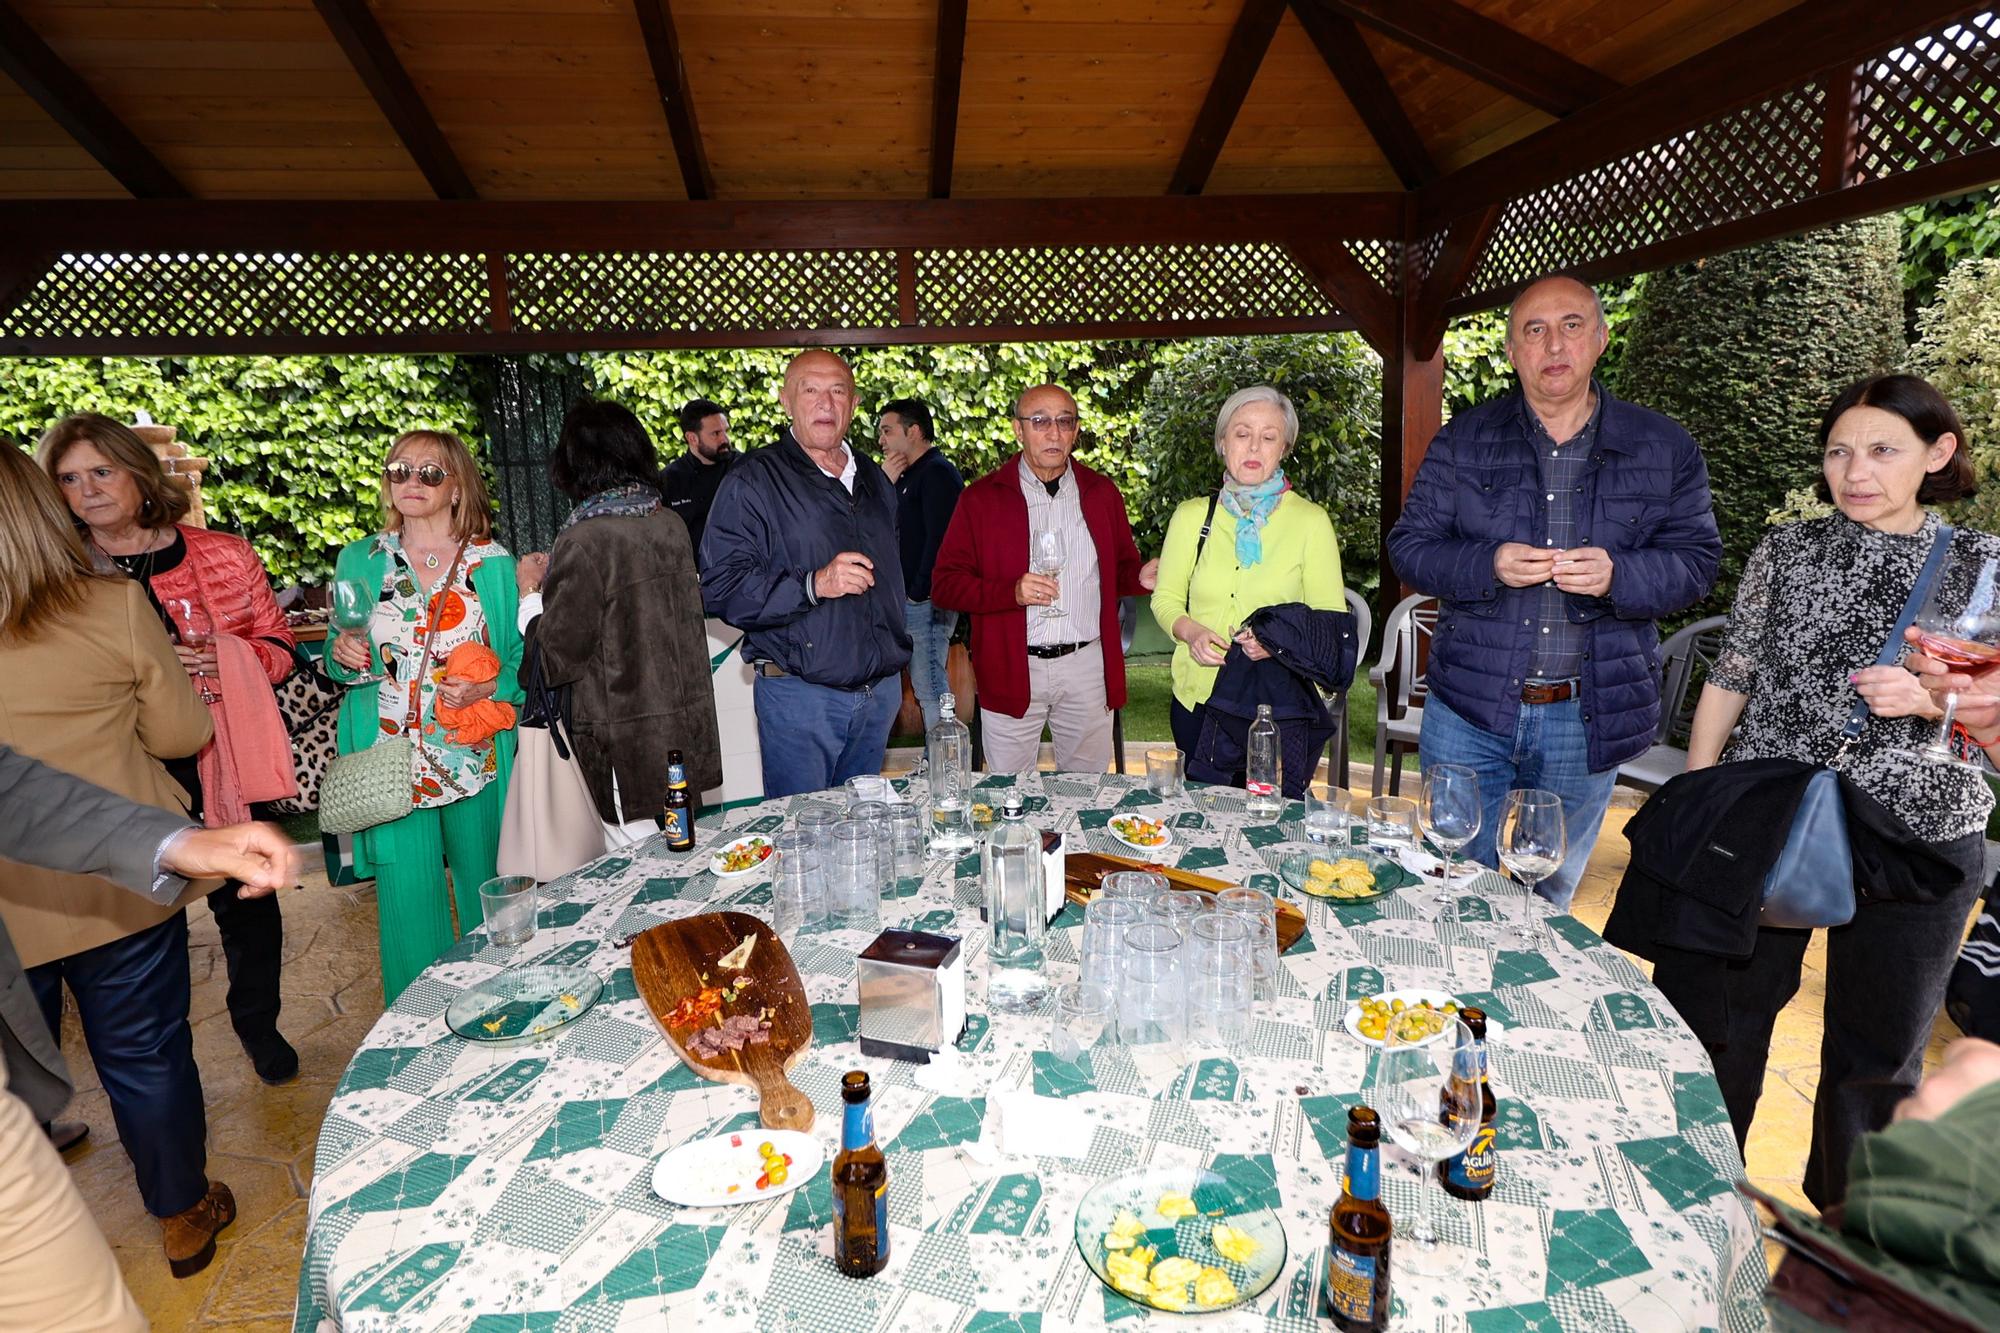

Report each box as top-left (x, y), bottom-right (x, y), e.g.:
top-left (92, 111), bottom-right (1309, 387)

top-left (1521, 679), bottom-right (1577, 705)
top-left (754, 662), bottom-right (787, 678)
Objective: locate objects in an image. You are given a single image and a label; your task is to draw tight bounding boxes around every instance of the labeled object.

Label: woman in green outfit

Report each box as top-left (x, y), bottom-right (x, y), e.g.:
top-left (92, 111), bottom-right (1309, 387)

top-left (325, 430), bottom-right (523, 1001)
top-left (1149, 385), bottom-right (1344, 760)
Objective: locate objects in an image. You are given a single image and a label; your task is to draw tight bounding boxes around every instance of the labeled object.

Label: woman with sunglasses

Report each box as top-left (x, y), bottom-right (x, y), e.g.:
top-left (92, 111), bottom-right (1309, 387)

top-left (325, 431), bottom-right (523, 1000)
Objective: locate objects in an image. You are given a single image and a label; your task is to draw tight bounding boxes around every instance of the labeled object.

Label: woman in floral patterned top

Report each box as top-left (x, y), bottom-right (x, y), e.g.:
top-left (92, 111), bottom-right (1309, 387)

top-left (1665, 374), bottom-right (1996, 1210)
top-left (325, 430), bottom-right (522, 1001)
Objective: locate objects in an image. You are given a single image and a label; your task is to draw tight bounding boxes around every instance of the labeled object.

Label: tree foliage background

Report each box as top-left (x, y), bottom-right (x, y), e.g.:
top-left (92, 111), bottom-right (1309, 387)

top-left (1906, 255), bottom-right (2000, 534)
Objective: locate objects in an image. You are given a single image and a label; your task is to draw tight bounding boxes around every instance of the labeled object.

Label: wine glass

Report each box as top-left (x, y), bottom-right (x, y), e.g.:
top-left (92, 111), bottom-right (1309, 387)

top-left (1497, 788), bottom-right (1566, 948)
top-left (1899, 550), bottom-right (2000, 769)
top-left (1417, 763), bottom-right (1481, 909)
top-left (330, 577), bottom-right (374, 634)
top-left (1375, 1014), bottom-right (1482, 1278)
top-left (1029, 527), bottom-right (1065, 624)
top-left (169, 597), bottom-right (222, 703)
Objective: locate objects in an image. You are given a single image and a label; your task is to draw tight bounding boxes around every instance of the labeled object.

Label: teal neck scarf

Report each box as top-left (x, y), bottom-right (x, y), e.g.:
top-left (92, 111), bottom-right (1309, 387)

top-left (1219, 471), bottom-right (1289, 566)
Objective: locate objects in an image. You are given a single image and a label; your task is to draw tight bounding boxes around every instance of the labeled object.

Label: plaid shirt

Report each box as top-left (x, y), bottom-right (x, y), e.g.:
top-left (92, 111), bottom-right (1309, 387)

top-left (1522, 391), bottom-right (1603, 682)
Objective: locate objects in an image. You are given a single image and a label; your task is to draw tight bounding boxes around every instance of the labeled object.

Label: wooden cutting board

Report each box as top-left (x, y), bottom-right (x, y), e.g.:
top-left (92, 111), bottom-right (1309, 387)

top-left (632, 911), bottom-right (815, 1131)
top-left (1064, 850), bottom-right (1307, 954)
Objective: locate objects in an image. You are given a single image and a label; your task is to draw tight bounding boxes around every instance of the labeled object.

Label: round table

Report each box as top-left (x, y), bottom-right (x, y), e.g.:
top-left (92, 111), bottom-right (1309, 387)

top-left (297, 772), bottom-right (1768, 1331)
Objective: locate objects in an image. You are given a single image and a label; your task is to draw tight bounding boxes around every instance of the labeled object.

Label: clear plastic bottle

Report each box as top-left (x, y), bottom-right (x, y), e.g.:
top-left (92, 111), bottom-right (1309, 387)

top-left (1246, 703), bottom-right (1282, 818)
top-left (927, 692), bottom-right (976, 854)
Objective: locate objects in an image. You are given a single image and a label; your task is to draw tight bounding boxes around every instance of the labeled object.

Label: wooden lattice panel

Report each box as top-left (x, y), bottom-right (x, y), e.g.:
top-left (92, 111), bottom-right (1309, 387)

top-left (504, 250), bottom-right (900, 335)
top-left (0, 251), bottom-right (491, 341)
top-left (1467, 83), bottom-right (1824, 299)
top-left (1852, 15), bottom-right (2000, 184)
top-left (1344, 238), bottom-right (1399, 295)
top-left (912, 244), bottom-right (1336, 327)
top-left (1407, 233), bottom-right (1444, 291)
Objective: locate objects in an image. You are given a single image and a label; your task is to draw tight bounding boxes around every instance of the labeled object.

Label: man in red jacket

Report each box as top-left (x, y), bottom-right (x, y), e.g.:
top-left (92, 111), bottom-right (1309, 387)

top-left (932, 384), bottom-right (1156, 773)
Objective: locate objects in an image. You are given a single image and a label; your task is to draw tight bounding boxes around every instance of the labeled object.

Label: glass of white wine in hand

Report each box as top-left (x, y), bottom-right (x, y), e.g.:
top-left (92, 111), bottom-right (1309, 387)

top-left (1029, 527), bottom-right (1065, 624)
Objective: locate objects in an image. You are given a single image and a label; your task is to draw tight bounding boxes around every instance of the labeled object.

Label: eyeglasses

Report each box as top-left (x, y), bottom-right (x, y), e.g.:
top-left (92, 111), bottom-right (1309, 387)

top-left (1014, 413), bottom-right (1080, 434)
top-left (385, 461), bottom-right (449, 487)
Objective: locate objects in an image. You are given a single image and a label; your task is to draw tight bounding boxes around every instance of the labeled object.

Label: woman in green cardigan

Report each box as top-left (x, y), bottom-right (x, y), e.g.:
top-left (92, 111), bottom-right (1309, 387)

top-left (325, 430), bottom-right (523, 1001)
top-left (1149, 385), bottom-right (1344, 760)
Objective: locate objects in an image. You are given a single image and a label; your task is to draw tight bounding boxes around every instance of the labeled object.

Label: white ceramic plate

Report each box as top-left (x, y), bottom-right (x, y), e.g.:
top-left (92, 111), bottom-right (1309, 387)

top-left (652, 1128), bottom-right (824, 1207)
top-left (1107, 817), bottom-right (1174, 855)
top-left (709, 835), bottom-right (775, 879)
top-left (1342, 989), bottom-right (1499, 1049)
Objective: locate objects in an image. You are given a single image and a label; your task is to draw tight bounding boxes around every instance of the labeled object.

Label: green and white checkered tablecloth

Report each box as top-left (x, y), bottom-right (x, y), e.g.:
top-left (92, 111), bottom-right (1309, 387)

top-left (295, 772), bottom-right (1767, 1332)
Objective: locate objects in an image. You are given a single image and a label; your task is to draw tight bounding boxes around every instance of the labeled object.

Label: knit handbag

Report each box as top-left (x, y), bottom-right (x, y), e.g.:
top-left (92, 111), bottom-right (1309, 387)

top-left (318, 544), bottom-right (463, 836)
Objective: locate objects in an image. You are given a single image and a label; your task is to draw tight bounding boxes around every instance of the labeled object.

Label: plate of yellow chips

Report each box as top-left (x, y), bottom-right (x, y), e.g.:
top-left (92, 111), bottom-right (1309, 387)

top-left (1277, 848), bottom-right (1415, 902)
top-left (1073, 1165), bottom-right (1286, 1314)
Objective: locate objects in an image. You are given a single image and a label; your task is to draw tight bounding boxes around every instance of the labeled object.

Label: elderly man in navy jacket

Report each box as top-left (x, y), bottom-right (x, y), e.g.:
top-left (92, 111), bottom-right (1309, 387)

top-left (702, 350), bottom-right (912, 798)
top-left (1388, 274), bottom-right (1720, 907)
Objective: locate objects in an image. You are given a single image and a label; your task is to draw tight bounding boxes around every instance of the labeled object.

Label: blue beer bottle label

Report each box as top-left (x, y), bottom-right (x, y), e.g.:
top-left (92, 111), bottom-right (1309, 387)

top-left (1326, 1141), bottom-right (1383, 1319)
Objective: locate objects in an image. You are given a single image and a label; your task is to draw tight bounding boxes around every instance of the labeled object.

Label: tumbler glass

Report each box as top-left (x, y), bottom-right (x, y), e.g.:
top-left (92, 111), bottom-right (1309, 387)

top-left (1081, 897), bottom-right (1148, 994)
top-left (1145, 747), bottom-right (1186, 798)
top-left (773, 832), bottom-right (827, 929)
top-left (477, 876), bottom-right (536, 947)
top-left (771, 854), bottom-right (817, 940)
top-left (848, 799), bottom-right (894, 888)
top-left (1100, 870), bottom-right (1168, 905)
top-left (887, 803), bottom-right (927, 879)
top-left (828, 820), bottom-right (879, 930)
top-left (1366, 795), bottom-right (1420, 855)
top-left (1048, 980), bottom-right (1114, 1077)
top-left (795, 804), bottom-right (842, 848)
top-left (1215, 885), bottom-right (1278, 997)
top-left (1117, 921), bottom-right (1187, 1058)
top-left (1187, 911), bottom-right (1254, 1046)
top-left (1304, 782), bottom-right (1349, 845)
top-left (1147, 889), bottom-right (1207, 934)
top-left (845, 774), bottom-right (891, 806)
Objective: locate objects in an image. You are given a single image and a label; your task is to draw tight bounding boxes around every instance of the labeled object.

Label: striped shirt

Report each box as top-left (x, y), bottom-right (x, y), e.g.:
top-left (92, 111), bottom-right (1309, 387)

top-left (1523, 392), bottom-right (1602, 682)
top-left (1018, 457), bottom-right (1100, 648)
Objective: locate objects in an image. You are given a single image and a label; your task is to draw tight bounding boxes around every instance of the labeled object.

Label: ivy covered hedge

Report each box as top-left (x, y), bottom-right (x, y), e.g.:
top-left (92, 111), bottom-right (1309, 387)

top-left (1907, 256), bottom-right (2000, 535)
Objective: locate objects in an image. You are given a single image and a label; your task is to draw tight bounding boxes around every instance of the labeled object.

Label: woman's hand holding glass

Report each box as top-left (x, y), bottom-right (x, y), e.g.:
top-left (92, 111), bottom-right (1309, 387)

top-left (330, 630), bottom-right (374, 675)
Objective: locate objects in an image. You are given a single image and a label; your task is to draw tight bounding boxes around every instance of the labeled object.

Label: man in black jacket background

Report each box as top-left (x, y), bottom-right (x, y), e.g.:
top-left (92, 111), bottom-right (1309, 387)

top-left (657, 396), bottom-right (734, 566)
top-left (700, 351), bottom-right (912, 797)
top-left (879, 397), bottom-right (963, 731)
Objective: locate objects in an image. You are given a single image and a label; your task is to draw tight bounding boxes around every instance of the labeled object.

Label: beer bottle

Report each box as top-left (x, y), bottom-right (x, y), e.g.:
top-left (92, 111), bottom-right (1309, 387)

top-left (1438, 1007), bottom-right (1498, 1200)
top-left (1323, 1105), bottom-right (1392, 1330)
top-left (831, 1069), bottom-right (889, 1278)
top-left (662, 748), bottom-right (695, 853)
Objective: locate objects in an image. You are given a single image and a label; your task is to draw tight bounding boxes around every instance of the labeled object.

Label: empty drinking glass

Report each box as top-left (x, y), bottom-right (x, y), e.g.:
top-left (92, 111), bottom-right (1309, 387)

top-left (771, 854), bottom-right (818, 940)
top-left (1081, 897), bottom-right (1148, 995)
top-left (1117, 921), bottom-right (1186, 1059)
top-left (1418, 764), bottom-right (1482, 907)
top-left (846, 774), bottom-right (891, 805)
top-left (1498, 788), bottom-right (1566, 947)
top-left (477, 876), bottom-right (536, 947)
top-left (795, 805), bottom-right (842, 847)
top-left (1187, 911), bottom-right (1253, 1047)
top-left (849, 800), bottom-right (894, 889)
top-left (1215, 886), bottom-right (1278, 998)
top-left (1146, 746), bottom-right (1186, 798)
top-left (1100, 870), bottom-right (1167, 905)
top-left (1304, 782), bottom-right (1348, 845)
top-left (773, 832), bottom-right (827, 929)
top-left (1049, 981), bottom-right (1114, 1077)
top-left (887, 804), bottom-right (926, 879)
top-left (1147, 889), bottom-right (1207, 933)
top-left (828, 820), bottom-right (879, 930)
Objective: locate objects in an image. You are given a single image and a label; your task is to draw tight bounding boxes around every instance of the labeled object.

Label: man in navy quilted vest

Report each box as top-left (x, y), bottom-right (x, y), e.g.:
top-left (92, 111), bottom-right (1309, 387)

top-left (1388, 274), bottom-right (1721, 908)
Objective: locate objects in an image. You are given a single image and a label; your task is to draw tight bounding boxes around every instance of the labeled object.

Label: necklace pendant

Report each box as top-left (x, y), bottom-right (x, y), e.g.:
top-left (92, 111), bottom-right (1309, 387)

top-left (424, 552), bottom-right (440, 570)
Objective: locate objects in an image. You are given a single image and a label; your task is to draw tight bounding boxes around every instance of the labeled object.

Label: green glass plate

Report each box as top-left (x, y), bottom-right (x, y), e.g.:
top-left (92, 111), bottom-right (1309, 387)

top-left (1073, 1165), bottom-right (1287, 1314)
top-left (1277, 848), bottom-right (1417, 902)
top-left (446, 964), bottom-right (603, 1044)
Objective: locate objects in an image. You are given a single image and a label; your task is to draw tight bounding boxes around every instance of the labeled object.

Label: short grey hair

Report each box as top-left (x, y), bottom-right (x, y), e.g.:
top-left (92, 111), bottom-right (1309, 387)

top-left (1505, 274), bottom-right (1606, 338)
top-left (1213, 385), bottom-right (1300, 458)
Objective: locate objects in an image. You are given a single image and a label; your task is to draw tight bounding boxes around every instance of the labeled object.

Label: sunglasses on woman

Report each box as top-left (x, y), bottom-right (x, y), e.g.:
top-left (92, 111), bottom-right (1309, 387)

top-left (384, 461), bottom-right (449, 487)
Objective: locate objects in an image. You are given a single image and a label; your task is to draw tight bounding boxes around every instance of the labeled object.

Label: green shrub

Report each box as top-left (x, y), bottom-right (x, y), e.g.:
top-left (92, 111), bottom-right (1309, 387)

top-left (1132, 333), bottom-right (1382, 593)
top-left (1906, 255), bottom-right (2000, 533)
top-left (1611, 216), bottom-right (1905, 619)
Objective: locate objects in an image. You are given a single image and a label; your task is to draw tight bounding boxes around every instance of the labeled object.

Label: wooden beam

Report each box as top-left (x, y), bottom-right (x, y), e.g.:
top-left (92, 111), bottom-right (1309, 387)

top-left (1169, 0), bottom-right (1288, 196)
top-left (1310, 0), bottom-right (1618, 118)
top-left (0, 0), bottom-right (186, 199)
top-left (485, 254), bottom-right (514, 335)
top-left (0, 240), bottom-right (51, 328)
top-left (1410, 203), bottom-right (1501, 359)
top-left (928, 0), bottom-right (967, 198)
top-left (1416, 0), bottom-right (1986, 232)
top-left (1819, 62), bottom-right (1859, 194)
top-left (1292, 2), bottom-right (1434, 187)
top-left (633, 0), bottom-right (713, 201)
top-left (0, 195), bottom-right (1404, 255)
top-left (1286, 235), bottom-right (1396, 357)
top-left (311, 0), bottom-right (475, 201)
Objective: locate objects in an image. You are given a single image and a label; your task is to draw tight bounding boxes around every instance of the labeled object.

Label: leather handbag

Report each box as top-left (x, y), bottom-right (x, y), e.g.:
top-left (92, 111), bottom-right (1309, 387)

top-left (497, 641), bottom-right (606, 880)
top-left (1759, 524), bottom-right (1955, 929)
top-left (317, 544), bottom-right (463, 836)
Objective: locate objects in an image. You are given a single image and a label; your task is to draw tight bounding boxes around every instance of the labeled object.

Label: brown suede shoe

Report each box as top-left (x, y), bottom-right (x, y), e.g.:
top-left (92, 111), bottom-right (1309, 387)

top-left (162, 1180), bottom-right (236, 1278)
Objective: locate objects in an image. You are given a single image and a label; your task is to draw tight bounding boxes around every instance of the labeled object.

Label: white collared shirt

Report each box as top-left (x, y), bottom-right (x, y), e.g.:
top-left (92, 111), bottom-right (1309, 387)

top-left (814, 444), bottom-right (857, 494)
top-left (1017, 458), bottom-right (1100, 647)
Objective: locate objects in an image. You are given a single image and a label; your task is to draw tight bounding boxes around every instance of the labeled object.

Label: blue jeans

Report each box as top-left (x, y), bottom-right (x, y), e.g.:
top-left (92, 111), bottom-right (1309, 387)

top-left (906, 600), bottom-right (958, 732)
top-left (29, 912), bottom-right (208, 1218)
top-left (754, 671), bottom-right (902, 798)
top-left (1418, 692), bottom-right (1616, 910)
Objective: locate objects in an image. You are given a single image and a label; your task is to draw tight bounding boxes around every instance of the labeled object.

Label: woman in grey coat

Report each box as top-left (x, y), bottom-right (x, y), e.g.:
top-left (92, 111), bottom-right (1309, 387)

top-left (517, 400), bottom-right (723, 843)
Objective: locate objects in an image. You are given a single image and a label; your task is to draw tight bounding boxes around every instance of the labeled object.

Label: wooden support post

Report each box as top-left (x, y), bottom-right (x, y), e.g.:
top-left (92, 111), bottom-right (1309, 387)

top-left (1377, 230), bottom-right (1446, 618)
top-left (1819, 63), bottom-right (1859, 194)
top-left (897, 249), bottom-right (918, 327)
top-left (486, 254), bottom-right (514, 334)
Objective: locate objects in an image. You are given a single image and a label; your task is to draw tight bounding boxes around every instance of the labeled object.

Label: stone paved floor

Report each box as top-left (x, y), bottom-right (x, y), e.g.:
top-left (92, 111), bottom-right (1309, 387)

top-left (59, 804), bottom-right (1965, 1327)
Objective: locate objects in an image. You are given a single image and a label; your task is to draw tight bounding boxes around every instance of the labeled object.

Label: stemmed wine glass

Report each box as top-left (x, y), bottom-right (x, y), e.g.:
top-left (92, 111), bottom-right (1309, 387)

top-left (1497, 788), bottom-right (1566, 948)
top-left (1899, 550), bottom-right (2000, 769)
top-left (1417, 763), bottom-right (1481, 909)
top-left (1375, 1014), bottom-right (1482, 1278)
top-left (168, 597), bottom-right (222, 703)
top-left (1029, 527), bottom-right (1065, 625)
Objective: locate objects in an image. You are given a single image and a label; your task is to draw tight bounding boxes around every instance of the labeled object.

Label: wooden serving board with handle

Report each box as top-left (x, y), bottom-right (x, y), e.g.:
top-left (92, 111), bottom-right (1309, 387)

top-left (632, 911), bottom-right (815, 1132)
top-left (1064, 850), bottom-right (1307, 953)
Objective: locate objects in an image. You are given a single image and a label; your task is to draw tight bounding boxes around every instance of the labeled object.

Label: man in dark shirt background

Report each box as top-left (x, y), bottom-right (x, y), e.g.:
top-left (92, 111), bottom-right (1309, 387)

top-left (879, 398), bottom-right (963, 731)
top-left (658, 397), bottom-right (734, 565)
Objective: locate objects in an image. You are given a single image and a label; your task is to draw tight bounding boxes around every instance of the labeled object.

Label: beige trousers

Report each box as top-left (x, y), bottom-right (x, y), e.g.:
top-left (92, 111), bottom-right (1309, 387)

top-left (0, 1090), bottom-right (145, 1332)
top-left (980, 639), bottom-right (1116, 775)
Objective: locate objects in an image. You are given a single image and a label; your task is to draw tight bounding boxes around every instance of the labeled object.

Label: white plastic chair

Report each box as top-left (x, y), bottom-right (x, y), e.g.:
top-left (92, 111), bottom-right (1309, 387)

top-left (1616, 614), bottom-right (1730, 792)
top-left (1368, 593), bottom-right (1438, 797)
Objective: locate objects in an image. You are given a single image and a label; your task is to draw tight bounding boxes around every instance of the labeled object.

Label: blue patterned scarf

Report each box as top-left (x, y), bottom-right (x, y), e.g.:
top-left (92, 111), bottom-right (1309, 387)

top-left (561, 482), bottom-right (661, 532)
top-left (1219, 471), bottom-right (1289, 566)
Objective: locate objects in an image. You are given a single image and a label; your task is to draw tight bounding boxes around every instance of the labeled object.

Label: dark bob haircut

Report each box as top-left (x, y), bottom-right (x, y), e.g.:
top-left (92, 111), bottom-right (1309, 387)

top-left (550, 399), bottom-right (661, 500)
top-left (1815, 373), bottom-right (1978, 506)
top-left (677, 398), bottom-right (726, 437)
top-left (879, 397), bottom-right (935, 443)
